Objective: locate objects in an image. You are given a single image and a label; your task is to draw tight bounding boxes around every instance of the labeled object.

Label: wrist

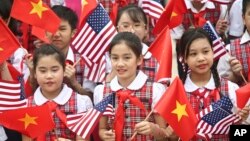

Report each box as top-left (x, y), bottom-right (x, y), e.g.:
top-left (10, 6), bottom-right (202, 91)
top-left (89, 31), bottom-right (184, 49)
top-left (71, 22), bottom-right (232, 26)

top-left (151, 123), bottom-right (167, 140)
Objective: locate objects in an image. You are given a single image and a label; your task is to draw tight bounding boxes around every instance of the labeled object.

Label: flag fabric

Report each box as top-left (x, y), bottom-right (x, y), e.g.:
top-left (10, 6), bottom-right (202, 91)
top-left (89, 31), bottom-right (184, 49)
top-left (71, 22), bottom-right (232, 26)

top-left (0, 80), bottom-right (27, 111)
top-left (0, 19), bottom-right (20, 64)
top-left (235, 83), bottom-right (250, 109)
top-left (79, 0), bottom-right (98, 24)
top-left (148, 26), bottom-right (172, 82)
top-left (197, 96), bottom-right (242, 140)
top-left (152, 0), bottom-right (187, 35)
top-left (202, 21), bottom-right (227, 60)
top-left (139, 0), bottom-right (164, 20)
top-left (0, 103), bottom-right (55, 138)
top-left (60, 93), bottom-right (114, 139)
top-left (31, 26), bottom-right (49, 43)
top-left (154, 77), bottom-right (198, 141)
top-left (10, 0), bottom-right (60, 33)
top-left (71, 4), bottom-right (117, 64)
top-left (110, 1), bottom-right (118, 24)
top-left (87, 55), bottom-right (106, 83)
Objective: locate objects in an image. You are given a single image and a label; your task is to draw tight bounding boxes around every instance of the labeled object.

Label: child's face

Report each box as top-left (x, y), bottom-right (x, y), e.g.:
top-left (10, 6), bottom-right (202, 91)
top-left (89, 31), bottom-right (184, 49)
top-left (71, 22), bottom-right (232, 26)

top-left (46, 19), bottom-right (76, 54)
top-left (110, 42), bottom-right (142, 83)
top-left (185, 38), bottom-right (213, 76)
top-left (117, 12), bottom-right (148, 42)
top-left (35, 55), bottom-right (64, 96)
top-left (243, 4), bottom-right (250, 33)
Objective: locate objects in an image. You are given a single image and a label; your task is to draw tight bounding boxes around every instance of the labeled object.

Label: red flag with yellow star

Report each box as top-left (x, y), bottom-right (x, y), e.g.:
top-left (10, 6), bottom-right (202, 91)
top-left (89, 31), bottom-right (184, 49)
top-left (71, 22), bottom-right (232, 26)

top-left (0, 19), bottom-right (20, 64)
top-left (0, 103), bottom-right (55, 138)
top-left (10, 0), bottom-right (60, 33)
top-left (79, 0), bottom-right (98, 24)
top-left (154, 77), bottom-right (197, 141)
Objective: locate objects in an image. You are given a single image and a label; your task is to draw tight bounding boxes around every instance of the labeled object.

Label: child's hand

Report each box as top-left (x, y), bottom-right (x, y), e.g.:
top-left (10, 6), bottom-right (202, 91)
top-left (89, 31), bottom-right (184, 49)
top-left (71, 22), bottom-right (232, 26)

top-left (229, 57), bottom-right (242, 76)
top-left (64, 63), bottom-right (77, 85)
top-left (33, 39), bottom-right (45, 48)
top-left (134, 121), bottom-right (154, 135)
top-left (102, 130), bottom-right (115, 141)
top-left (216, 19), bottom-right (228, 35)
top-left (238, 106), bottom-right (250, 121)
top-left (24, 54), bottom-right (33, 71)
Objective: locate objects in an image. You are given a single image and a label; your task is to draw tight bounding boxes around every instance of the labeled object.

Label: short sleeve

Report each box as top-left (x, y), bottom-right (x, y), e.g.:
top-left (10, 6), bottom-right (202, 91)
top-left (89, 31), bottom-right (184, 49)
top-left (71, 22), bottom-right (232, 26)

top-left (93, 84), bottom-right (105, 105)
top-left (77, 95), bottom-right (93, 113)
top-left (152, 82), bottom-right (166, 109)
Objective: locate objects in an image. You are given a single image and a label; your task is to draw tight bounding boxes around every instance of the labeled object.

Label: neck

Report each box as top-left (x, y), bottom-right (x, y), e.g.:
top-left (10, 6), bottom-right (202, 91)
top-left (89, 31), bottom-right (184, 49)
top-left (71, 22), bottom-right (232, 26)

top-left (192, 2), bottom-right (204, 12)
top-left (41, 86), bottom-right (63, 100)
top-left (190, 70), bottom-right (211, 87)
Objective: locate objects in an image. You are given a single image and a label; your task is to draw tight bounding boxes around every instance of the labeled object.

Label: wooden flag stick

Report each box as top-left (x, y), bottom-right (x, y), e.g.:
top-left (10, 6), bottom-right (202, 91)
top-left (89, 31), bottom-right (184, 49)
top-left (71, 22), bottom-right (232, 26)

top-left (73, 58), bottom-right (81, 67)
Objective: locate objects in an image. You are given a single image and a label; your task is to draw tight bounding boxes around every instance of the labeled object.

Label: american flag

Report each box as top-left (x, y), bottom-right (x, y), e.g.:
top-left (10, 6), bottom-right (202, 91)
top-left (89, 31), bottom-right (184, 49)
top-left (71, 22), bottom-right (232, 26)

top-left (197, 96), bottom-right (241, 140)
top-left (66, 93), bottom-right (114, 139)
top-left (87, 55), bottom-right (106, 83)
top-left (203, 21), bottom-right (227, 60)
top-left (139, 0), bottom-right (164, 20)
top-left (71, 4), bottom-right (117, 65)
top-left (0, 80), bottom-right (27, 112)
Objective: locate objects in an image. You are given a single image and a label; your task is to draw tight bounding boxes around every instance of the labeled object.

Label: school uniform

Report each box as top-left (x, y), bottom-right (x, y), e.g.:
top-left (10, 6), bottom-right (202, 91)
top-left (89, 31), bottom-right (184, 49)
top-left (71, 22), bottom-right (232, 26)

top-left (229, 0), bottom-right (244, 38)
top-left (184, 73), bottom-right (250, 140)
top-left (0, 126), bottom-right (7, 141)
top-left (94, 71), bottom-right (166, 141)
top-left (27, 84), bottom-right (93, 140)
top-left (171, 0), bottom-right (228, 39)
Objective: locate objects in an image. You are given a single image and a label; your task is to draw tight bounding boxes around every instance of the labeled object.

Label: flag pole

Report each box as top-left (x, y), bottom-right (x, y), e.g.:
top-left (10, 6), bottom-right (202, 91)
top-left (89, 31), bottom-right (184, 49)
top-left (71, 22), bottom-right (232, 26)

top-left (73, 58), bottom-right (81, 67)
top-left (130, 110), bottom-right (154, 140)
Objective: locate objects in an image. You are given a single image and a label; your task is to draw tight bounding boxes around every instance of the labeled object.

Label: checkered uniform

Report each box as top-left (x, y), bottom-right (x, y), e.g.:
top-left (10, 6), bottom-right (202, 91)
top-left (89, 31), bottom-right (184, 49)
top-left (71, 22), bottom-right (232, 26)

top-left (182, 3), bottom-right (221, 30)
top-left (103, 81), bottom-right (155, 141)
top-left (73, 53), bottom-right (86, 86)
top-left (141, 57), bottom-right (158, 82)
top-left (230, 38), bottom-right (250, 81)
top-left (187, 78), bottom-right (230, 140)
top-left (27, 93), bottom-right (78, 140)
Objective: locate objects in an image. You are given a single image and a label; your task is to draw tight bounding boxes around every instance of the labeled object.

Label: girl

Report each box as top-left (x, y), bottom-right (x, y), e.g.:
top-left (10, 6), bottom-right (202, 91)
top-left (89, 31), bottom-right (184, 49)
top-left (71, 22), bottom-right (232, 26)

top-left (106, 5), bottom-right (159, 83)
top-left (176, 28), bottom-right (250, 140)
top-left (23, 44), bottom-right (93, 141)
top-left (94, 32), bottom-right (174, 141)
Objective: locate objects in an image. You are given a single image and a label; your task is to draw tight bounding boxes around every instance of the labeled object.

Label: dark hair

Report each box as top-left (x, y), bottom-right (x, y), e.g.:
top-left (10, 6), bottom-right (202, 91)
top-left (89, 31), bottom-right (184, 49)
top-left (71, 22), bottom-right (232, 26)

top-left (109, 32), bottom-right (142, 58)
top-left (243, 0), bottom-right (250, 15)
top-left (116, 4), bottom-right (147, 28)
top-left (176, 28), bottom-right (221, 88)
top-left (52, 5), bottom-right (78, 30)
top-left (0, 0), bottom-right (20, 35)
top-left (33, 44), bottom-right (65, 71)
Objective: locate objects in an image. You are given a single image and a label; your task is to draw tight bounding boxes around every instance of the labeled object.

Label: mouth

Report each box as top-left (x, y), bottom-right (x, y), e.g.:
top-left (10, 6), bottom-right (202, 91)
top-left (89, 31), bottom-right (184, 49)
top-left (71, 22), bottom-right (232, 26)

top-left (116, 69), bottom-right (126, 74)
top-left (197, 64), bottom-right (207, 69)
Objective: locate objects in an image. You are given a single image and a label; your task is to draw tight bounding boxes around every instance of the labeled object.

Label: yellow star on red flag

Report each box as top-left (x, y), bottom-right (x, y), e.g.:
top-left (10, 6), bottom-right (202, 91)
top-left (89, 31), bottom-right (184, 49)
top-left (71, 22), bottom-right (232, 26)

top-left (29, 0), bottom-right (48, 18)
top-left (19, 113), bottom-right (38, 129)
top-left (171, 100), bottom-right (188, 122)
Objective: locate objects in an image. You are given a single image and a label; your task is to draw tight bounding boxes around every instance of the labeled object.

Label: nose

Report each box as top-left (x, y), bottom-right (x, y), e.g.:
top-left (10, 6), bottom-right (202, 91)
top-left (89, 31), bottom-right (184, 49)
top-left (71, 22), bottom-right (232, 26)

top-left (116, 59), bottom-right (125, 67)
top-left (46, 71), bottom-right (53, 78)
top-left (197, 53), bottom-right (205, 62)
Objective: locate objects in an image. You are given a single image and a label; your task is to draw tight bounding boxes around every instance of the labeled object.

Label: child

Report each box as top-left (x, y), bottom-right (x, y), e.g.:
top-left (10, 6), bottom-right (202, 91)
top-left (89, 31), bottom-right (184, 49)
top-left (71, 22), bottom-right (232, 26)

top-left (23, 44), bottom-right (93, 140)
top-left (218, 0), bottom-right (250, 85)
top-left (94, 32), bottom-right (174, 140)
top-left (106, 5), bottom-right (159, 83)
top-left (177, 28), bottom-right (250, 140)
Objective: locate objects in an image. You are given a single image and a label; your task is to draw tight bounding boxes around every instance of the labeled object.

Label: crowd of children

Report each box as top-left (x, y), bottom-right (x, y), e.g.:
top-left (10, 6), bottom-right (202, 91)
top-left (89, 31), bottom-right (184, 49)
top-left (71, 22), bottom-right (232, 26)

top-left (0, 0), bottom-right (250, 140)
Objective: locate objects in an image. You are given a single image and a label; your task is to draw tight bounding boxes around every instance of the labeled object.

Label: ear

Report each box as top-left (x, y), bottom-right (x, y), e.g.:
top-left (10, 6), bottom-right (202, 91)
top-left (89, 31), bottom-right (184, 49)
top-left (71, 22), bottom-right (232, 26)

top-left (137, 55), bottom-right (143, 66)
top-left (71, 29), bottom-right (77, 38)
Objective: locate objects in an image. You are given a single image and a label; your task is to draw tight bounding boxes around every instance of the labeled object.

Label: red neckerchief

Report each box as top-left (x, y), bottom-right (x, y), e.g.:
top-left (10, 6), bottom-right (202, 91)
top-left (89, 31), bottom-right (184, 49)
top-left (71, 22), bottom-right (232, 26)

top-left (193, 10), bottom-right (206, 27)
top-left (117, 0), bottom-right (128, 7)
top-left (191, 88), bottom-right (220, 112)
top-left (114, 89), bottom-right (146, 141)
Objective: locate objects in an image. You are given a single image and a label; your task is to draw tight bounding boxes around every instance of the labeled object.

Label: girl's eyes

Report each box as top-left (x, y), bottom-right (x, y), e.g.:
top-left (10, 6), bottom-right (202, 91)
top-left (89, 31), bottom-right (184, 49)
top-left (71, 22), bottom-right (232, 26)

top-left (189, 52), bottom-right (196, 56)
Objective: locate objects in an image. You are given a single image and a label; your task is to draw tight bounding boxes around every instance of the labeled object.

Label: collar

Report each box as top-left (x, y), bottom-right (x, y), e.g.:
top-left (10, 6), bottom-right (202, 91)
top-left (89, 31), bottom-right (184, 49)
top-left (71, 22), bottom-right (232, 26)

top-left (240, 30), bottom-right (250, 44)
top-left (66, 47), bottom-right (75, 63)
top-left (184, 0), bottom-right (215, 13)
top-left (110, 71), bottom-right (148, 91)
top-left (34, 84), bottom-right (73, 105)
top-left (142, 43), bottom-right (152, 59)
top-left (184, 73), bottom-right (216, 92)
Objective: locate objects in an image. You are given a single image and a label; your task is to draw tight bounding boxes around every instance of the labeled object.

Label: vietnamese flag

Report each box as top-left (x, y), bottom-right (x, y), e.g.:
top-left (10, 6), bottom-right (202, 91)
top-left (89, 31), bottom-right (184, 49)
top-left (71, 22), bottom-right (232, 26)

top-left (10, 0), bottom-right (60, 33)
top-left (235, 83), bottom-right (250, 109)
top-left (110, 1), bottom-right (118, 25)
top-left (148, 26), bottom-right (172, 82)
top-left (0, 103), bottom-right (55, 138)
top-left (79, 0), bottom-right (98, 24)
top-left (153, 0), bottom-right (187, 35)
top-left (0, 19), bottom-right (20, 64)
top-left (31, 26), bottom-right (49, 43)
top-left (154, 77), bottom-right (198, 141)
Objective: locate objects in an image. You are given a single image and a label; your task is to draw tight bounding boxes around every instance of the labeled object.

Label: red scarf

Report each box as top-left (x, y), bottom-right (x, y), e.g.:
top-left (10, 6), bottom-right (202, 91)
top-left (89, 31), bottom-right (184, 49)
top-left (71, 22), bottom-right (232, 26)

top-left (193, 11), bottom-right (206, 27)
top-left (114, 89), bottom-right (146, 141)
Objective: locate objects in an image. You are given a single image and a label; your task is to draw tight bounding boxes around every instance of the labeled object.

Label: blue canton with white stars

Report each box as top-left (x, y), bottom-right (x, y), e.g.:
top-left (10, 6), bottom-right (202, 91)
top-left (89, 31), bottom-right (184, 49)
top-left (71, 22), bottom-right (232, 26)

top-left (203, 22), bottom-right (218, 41)
top-left (87, 4), bottom-right (110, 33)
top-left (95, 93), bottom-right (114, 112)
top-left (17, 75), bottom-right (26, 100)
top-left (212, 96), bottom-right (233, 113)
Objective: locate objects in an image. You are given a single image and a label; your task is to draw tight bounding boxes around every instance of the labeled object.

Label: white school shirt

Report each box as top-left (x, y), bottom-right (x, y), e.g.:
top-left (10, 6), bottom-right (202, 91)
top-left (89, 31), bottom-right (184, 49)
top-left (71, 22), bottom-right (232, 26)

top-left (0, 126), bottom-right (7, 141)
top-left (229, 0), bottom-right (244, 37)
top-left (171, 0), bottom-right (228, 39)
top-left (33, 84), bottom-right (93, 113)
top-left (66, 47), bottom-right (96, 92)
top-left (93, 71), bottom-right (166, 109)
top-left (184, 73), bottom-right (250, 123)
top-left (217, 30), bottom-right (250, 78)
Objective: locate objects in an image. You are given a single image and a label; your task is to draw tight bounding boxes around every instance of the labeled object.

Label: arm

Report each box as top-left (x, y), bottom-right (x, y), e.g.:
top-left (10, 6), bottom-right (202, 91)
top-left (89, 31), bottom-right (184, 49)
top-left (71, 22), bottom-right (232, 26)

top-left (1, 61), bottom-right (13, 81)
top-left (99, 116), bottom-right (115, 141)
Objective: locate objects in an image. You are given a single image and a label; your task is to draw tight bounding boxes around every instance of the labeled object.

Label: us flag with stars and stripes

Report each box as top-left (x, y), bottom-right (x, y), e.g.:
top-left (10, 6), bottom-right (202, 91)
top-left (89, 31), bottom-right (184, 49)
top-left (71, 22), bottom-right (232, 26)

top-left (86, 55), bottom-right (106, 83)
top-left (0, 80), bottom-right (27, 112)
top-left (65, 93), bottom-right (114, 139)
top-left (71, 4), bottom-right (117, 65)
top-left (203, 21), bottom-right (227, 60)
top-left (196, 96), bottom-right (241, 140)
